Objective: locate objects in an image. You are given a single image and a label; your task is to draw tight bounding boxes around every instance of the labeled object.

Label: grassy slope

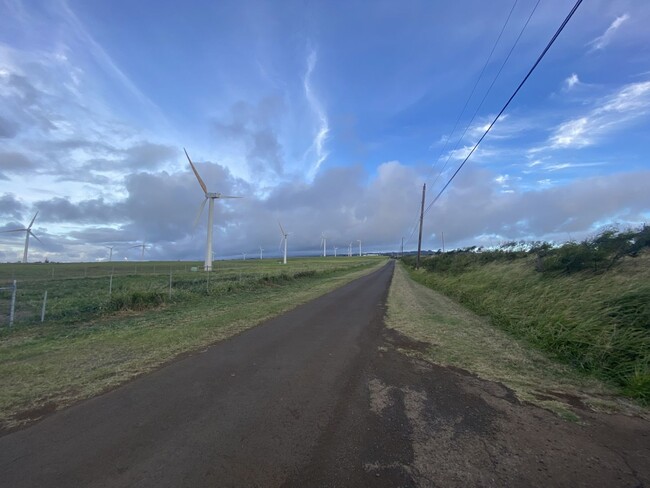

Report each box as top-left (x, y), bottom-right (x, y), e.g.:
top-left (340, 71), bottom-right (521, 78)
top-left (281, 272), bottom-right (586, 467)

top-left (0, 258), bottom-right (386, 430)
top-left (386, 262), bottom-right (647, 419)
top-left (404, 252), bottom-right (650, 403)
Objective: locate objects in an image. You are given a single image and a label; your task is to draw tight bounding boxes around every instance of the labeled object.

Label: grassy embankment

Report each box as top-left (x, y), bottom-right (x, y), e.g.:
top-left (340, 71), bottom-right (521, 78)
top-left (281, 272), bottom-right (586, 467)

top-left (397, 230), bottom-right (649, 406)
top-left (0, 256), bottom-right (386, 430)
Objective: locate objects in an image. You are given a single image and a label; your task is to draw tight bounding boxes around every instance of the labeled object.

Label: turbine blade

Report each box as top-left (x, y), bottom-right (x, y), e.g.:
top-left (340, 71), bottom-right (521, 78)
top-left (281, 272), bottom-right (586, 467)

top-left (193, 198), bottom-right (208, 228)
top-left (185, 148), bottom-right (208, 195)
top-left (27, 211), bottom-right (39, 230)
top-left (0, 228), bottom-right (25, 233)
top-left (29, 230), bottom-right (43, 244)
top-left (217, 195), bottom-right (243, 199)
top-left (278, 221), bottom-right (285, 236)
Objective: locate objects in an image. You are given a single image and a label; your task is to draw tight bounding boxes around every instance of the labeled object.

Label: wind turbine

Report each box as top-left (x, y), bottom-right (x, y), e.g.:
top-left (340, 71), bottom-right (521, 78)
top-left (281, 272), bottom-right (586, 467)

top-left (321, 233), bottom-right (327, 257)
top-left (334, 246), bottom-right (338, 257)
top-left (130, 242), bottom-right (147, 260)
top-left (357, 239), bottom-right (362, 257)
top-left (348, 242), bottom-right (352, 257)
top-left (259, 246), bottom-right (264, 260)
top-left (186, 148), bottom-right (242, 272)
top-left (242, 252), bottom-right (247, 260)
top-left (1, 211), bottom-right (41, 263)
top-left (278, 221), bottom-right (290, 265)
top-left (105, 245), bottom-right (114, 262)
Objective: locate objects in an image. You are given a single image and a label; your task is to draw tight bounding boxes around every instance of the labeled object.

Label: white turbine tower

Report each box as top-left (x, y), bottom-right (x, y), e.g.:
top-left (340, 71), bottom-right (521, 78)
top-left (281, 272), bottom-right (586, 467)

top-left (130, 242), bottom-right (147, 260)
top-left (334, 246), bottom-right (338, 257)
top-left (348, 242), bottom-right (352, 257)
top-left (357, 239), bottom-right (362, 257)
top-left (105, 245), bottom-right (114, 262)
top-left (186, 148), bottom-right (241, 272)
top-left (321, 233), bottom-right (327, 257)
top-left (242, 252), bottom-right (247, 260)
top-left (259, 246), bottom-right (264, 260)
top-left (1, 211), bottom-right (42, 263)
top-left (278, 222), bottom-right (290, 265)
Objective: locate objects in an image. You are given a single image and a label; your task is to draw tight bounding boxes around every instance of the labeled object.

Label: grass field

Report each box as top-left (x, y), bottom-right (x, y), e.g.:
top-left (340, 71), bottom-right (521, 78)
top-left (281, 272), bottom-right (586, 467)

top-left (386, 263), bottom-right (647, 420)
top-left (0, 256), bottom-right (386, 430)
top-left (0, 258), bottom-right (374, 326)
top-left (402, 250), bottom-right (650, 404)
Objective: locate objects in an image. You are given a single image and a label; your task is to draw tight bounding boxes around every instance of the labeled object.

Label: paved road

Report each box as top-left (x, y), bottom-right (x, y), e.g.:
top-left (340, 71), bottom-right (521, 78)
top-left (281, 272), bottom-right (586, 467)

top-left (2, 260), bottom-right (649, 487)
top-left (0, 262), bottom-right (395, 487)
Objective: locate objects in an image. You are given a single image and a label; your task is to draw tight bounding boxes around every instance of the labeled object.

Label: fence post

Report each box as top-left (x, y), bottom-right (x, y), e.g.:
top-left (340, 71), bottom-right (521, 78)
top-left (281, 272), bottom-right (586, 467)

top-left (41, 290), bottom-right (48, 323)
top-left (9, 280), bottom-right (16, 327)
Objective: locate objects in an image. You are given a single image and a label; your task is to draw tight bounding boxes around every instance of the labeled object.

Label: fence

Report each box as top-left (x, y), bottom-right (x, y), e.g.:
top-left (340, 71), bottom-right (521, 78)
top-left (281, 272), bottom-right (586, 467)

top-left (0, 258), bottom-right (374, 327)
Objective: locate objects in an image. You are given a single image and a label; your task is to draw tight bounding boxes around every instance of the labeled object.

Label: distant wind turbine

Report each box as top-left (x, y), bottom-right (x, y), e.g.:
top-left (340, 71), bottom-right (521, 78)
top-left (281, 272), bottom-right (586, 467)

top-left (130, 242), bottom-right (147, 260)
top-left (334, 246), bottom-right (338, 257)
top-left (242, 252), bottom-right (247, 260)
top-left (357, 239), bottom-right (362, 257)
top-left (278, 221), bottom-right (291, 265)
top-left (321, 233), bottom-right (327, 257)
top-left (259, 246), bottom-right (264, 260)
top-left (186, 148), bottom-right (242, 272)
top-left (1, 211), bottom-right (41, 263)
top-left (105, 245), bottom-right (114, 262)
top-left (348, 242), bottom-right (352, 257)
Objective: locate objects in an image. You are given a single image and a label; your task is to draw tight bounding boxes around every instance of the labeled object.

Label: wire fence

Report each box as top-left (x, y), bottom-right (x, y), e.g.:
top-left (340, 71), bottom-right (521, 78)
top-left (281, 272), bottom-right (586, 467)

top-left (0, 258), bottom-right (377, 327)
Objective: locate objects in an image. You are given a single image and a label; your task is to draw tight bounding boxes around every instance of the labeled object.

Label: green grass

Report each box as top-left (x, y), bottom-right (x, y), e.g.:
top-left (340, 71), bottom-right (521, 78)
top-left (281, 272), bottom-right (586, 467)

top-left (385, 262), bottom-right (648, 419)
top-left (402, 251), bottom-right (650, 403)
top-left (0, 256), bottom-right (386, 430)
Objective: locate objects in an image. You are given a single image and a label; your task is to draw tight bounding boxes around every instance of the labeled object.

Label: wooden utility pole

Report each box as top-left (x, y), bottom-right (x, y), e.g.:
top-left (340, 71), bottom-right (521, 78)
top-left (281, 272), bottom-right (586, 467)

top-left (400, 237), bottom-right (404, 258)
top-left (416, 183), bottom-right (426, 269)
top-left (441, 231), bottom-right (445, 252)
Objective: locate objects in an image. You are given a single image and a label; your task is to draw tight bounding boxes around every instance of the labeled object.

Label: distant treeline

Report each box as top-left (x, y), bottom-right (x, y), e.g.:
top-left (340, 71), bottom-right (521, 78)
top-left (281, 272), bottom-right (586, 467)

top-left (403, 225), bottom-right (650, 275)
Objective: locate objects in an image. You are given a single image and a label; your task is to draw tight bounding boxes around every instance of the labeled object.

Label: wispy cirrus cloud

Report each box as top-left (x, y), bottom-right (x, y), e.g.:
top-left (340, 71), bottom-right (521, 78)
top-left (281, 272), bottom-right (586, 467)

top-left (303, 49), bottom-right (330, 181)
top-left (544, 81), bottom-right (650, 150)
top-left (588, 13), bottom-right (629, 52)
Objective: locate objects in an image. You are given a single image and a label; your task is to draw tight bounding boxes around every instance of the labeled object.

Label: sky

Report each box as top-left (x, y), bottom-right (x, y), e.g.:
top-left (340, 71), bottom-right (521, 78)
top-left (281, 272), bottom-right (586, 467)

top-left (1, 0), bottom-right (649, 263)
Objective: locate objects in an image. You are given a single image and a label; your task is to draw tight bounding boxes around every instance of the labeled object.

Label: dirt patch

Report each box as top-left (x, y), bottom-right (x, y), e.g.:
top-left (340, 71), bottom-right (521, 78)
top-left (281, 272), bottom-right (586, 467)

top-left (12, 402), bottom-right (57, 423)
top-left (382, 326), bottom-right (430, 353)
top-left (288, 322), bottom-right (650, 487)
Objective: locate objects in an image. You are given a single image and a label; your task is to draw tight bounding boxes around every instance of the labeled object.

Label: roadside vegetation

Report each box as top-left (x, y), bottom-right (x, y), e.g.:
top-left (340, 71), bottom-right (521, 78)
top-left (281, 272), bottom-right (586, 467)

top-left (401, 226), bottom-right (650, 404)
top-left (0, 256), bottom-right (386, 430)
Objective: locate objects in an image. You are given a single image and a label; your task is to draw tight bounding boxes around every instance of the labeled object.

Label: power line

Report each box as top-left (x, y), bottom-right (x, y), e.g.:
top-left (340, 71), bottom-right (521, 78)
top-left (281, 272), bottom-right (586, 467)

top-left (427, 0), bottom-right (541, 198)
top-left (404, 0), bottom-right (522, 246)
top-left (422, 0), bottom-right (584, 220)
top-left (424, 0), bottom-right (520, 185)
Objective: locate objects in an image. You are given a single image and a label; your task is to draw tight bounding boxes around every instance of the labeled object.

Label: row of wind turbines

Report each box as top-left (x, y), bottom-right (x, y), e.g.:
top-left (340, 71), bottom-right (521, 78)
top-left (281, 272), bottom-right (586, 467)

top-left (185, 149), bottom-right (364, 271)
top-left (2, 148), bottom-right (365, 266)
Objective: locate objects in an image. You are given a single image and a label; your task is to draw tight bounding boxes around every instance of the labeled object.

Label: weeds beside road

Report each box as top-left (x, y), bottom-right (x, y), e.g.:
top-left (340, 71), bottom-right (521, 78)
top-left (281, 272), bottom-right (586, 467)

top-left (402, 237), bottom-right (650, 404)
top-left (386, 262), bottom-right (647, 419)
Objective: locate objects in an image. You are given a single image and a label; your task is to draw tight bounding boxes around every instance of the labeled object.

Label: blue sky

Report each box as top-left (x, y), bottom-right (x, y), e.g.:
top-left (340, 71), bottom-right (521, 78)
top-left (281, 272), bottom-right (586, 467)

top-left (1, 0), bottom-right (649, 262)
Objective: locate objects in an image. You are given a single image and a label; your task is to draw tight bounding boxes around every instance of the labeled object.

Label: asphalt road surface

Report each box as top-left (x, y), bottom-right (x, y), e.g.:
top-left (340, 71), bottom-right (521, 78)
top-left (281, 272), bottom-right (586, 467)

top-left (1, 261), bottom-right (649, 487)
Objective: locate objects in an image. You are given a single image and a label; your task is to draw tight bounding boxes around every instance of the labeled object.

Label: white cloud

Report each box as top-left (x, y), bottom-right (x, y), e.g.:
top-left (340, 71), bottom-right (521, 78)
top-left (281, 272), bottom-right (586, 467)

top-left (588, 13), bottom-right (630, 51)
top-left (546, 81), bottom-right (650, 150)
top-left (549, 117), bottom-right (590, 148)
top-left (563, 73), bottom-right (580, 91)
top-left (303, 49), bottom-right (330, 181)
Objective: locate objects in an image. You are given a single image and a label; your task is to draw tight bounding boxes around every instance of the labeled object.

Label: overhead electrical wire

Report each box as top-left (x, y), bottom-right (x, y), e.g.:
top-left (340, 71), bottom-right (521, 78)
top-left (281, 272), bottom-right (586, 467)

top-left (422, 0), bottom-right (584, 219)
top-left (424, 0), bottom-right (520, 185)
top-left (403, 0), bottom-right (521, 245)
top-left (427, 0), bottom-right (541, 199)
